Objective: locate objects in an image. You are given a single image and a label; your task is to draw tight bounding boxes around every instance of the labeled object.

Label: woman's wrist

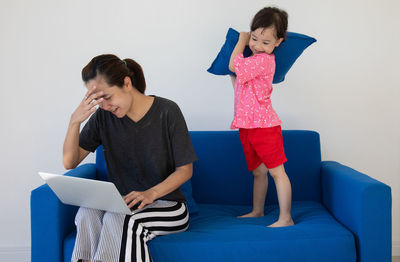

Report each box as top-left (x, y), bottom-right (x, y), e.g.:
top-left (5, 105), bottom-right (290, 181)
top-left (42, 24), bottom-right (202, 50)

top-left (69, 114), bottom-right (82, 127)
top-left (148, 188), bottom-right (160, 201)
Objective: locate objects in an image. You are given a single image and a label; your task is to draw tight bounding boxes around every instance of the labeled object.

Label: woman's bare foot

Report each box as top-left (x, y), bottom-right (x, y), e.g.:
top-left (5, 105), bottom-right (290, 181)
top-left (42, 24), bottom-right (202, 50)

top-left (267, 218), bottom-right (294, 227)
top-left (238, 211), bottom-right (264, 218)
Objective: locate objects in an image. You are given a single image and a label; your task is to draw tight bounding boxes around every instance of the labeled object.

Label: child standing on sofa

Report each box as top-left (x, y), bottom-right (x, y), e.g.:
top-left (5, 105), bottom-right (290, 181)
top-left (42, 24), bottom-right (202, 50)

top-left (228, 7), bottom-right (294, 227)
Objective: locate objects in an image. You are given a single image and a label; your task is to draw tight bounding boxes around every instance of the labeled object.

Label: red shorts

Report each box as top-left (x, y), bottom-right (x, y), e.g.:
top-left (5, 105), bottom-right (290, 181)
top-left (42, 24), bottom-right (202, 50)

top-left (239, 126), bottom-right (287, 171)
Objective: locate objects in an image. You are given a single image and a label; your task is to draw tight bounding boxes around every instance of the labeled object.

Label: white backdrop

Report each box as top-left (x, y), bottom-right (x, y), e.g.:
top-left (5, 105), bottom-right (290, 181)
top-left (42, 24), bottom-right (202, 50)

top-left (1, 0), bottom-right (399, 259)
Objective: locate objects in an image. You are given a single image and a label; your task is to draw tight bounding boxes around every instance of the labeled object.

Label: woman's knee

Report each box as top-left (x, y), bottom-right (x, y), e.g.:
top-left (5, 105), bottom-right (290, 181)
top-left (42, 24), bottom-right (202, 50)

top-left (75, 207), bottom-right (104, 225)
top-left (102, 211), bottom-right (125, 226)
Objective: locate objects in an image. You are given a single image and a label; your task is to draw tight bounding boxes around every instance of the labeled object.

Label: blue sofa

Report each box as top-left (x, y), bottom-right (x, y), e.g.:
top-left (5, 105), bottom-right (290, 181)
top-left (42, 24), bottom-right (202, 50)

top-left (31, 130), bottom-right (392, 262)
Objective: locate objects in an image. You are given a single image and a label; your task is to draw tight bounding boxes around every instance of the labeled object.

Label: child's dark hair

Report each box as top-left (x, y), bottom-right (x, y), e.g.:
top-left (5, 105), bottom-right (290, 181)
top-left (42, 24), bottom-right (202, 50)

top-left (81, 54), bottom-right (146, 94)
top-left (250, 7), bottom-right (288, 41)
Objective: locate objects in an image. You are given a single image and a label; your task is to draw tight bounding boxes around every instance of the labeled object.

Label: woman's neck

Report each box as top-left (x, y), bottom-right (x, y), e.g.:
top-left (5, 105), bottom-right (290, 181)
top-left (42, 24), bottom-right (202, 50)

top-left (127, 91), bottom-right (154, 122)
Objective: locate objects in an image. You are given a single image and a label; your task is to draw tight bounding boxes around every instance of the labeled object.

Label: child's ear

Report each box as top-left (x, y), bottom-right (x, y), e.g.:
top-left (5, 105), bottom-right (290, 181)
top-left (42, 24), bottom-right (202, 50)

top-left (275, 38), bottom-right (284, 47)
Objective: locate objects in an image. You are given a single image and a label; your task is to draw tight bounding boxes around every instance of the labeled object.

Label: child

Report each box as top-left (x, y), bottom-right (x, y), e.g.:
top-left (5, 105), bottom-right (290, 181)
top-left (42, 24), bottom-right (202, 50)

top-left (228, 7), bottom-right (294, 227)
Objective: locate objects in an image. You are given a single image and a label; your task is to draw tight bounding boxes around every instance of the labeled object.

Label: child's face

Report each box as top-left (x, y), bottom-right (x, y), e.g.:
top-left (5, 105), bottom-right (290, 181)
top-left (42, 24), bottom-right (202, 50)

top-left (249, 27), bottom-right (283, 55)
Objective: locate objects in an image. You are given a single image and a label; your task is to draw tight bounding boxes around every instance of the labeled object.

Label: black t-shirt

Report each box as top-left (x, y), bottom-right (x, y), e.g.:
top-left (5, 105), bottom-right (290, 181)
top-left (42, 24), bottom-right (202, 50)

top-left (79, 96), bottom-right (197, 202)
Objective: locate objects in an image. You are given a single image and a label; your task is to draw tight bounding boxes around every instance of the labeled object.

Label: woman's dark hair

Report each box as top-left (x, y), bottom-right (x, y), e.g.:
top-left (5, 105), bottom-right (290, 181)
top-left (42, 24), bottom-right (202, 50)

top-left (250, 7), bottom-right (288, 41)
top-left (81, 54), bottom-right (146, 94)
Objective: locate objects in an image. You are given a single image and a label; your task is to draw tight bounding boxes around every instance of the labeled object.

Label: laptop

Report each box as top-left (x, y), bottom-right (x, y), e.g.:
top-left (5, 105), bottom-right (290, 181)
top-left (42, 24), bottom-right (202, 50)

top-left (39, 172), bottom-right (153, 215)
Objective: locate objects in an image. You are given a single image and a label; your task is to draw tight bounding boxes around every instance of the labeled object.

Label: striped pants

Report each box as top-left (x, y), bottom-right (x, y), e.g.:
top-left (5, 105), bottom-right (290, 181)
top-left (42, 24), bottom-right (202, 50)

top-left (71, 201), bottom-right (189, 262)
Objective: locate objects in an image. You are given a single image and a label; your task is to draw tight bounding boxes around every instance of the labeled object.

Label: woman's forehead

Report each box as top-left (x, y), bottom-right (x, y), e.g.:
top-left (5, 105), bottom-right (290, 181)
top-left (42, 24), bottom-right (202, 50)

top-left (85, 76), bottom-right (109, 91)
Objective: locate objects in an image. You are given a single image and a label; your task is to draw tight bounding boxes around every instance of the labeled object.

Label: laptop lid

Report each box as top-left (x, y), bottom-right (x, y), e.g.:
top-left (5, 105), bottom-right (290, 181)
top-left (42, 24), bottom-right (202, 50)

top-left (39, 172), bottom-right (132, 215)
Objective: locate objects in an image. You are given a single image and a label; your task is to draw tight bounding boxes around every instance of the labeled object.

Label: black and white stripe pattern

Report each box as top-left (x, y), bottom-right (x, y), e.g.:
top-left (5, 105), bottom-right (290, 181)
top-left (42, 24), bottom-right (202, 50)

top-left (71, 201), bottom-right (189, 262)
top-left (120, 202), bottom-right (189, 262)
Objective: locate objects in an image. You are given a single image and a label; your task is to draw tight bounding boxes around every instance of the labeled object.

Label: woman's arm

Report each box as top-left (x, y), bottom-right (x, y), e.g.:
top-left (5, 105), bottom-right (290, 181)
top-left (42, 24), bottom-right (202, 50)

top-left (62, 122), bottom-right (90, 169)
top-left (62, 86), bottom-right (103, 169)
top-left (124, 163), bottom-right (193, 210)
top-left (229, 32), bottom-right (250, 72)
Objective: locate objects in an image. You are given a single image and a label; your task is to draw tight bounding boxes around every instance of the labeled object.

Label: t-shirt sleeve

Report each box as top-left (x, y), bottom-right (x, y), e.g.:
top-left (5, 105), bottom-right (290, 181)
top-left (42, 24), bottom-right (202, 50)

top-left (168, 103), bottom-right (197, 168)
top-left (233, 53), bottom-right (274, 85)
top-left (79, 110), bottom-right (102, 152)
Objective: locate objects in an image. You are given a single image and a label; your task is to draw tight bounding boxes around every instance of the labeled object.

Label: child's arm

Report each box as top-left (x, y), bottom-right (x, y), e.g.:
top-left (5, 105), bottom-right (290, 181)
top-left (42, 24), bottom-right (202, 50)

top-left (233, 52), bottom-right (274, 86)
top-left (229, 32), bottom-right (250, 72)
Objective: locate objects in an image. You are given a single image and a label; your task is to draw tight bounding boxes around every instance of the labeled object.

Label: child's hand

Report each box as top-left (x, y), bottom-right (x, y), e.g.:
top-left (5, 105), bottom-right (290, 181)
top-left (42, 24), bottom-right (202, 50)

top-left (238, 32), bottom-right (250, 45)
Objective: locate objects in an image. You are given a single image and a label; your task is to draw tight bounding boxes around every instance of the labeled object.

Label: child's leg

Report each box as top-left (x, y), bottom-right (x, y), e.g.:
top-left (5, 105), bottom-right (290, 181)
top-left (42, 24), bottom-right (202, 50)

top-left (268, 164), bottom-right (294, 227)
top-left (239, 163), bottom-right (268, 218)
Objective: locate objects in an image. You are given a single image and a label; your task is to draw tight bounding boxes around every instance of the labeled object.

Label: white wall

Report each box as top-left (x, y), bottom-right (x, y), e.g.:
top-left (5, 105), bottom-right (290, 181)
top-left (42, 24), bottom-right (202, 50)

top-left (1, 0), bottom-right (399, 259)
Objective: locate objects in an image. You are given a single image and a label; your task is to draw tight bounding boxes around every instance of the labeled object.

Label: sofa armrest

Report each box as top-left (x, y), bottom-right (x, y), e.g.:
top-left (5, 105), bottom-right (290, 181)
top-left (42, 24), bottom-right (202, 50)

top-left (30, 164), bottom-right (97, 262)
top-left (321, 161), bottom-right (391, 262)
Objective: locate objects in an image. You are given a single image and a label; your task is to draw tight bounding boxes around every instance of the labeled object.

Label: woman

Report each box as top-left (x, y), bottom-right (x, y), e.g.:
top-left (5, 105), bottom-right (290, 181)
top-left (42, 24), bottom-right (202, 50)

top-left (63, 54), bottom-right (197, 262)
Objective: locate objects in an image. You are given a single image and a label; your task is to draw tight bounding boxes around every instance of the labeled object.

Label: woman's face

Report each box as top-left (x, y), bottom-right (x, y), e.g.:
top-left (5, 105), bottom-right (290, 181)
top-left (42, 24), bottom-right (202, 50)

top-left (249, 27), bottom-right (283, 55)
top-left (86, 76), bottom-right (132, 118)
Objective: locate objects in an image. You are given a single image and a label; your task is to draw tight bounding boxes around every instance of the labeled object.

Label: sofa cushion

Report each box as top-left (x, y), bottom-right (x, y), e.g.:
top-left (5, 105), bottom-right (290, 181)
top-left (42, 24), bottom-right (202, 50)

top-left (63, 196), bottom-right (355, 262)
top-left (148, 201), bottom-right (356, 262)
top-left (180, 179), bottom-right (199, 214)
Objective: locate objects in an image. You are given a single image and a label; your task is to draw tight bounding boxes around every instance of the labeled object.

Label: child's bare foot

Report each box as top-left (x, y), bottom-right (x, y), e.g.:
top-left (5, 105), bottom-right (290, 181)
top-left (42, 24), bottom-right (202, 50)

top-left (267, 218), bottom-right (294, 227)
top-left (238, 211), bottom-right (264, 218)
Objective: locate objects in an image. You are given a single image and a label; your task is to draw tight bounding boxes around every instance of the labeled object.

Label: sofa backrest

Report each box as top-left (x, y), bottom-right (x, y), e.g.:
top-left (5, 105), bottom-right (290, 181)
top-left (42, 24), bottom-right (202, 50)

top-left (189, 130), bottom-right (322, 205)
top-left (95, 130), bottom-right (322, 205)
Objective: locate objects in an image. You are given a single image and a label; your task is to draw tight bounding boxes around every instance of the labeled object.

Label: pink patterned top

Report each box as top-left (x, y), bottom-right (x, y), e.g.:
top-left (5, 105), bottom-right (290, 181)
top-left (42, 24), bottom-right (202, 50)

top-left (230, 53), bottom-right (282, 129)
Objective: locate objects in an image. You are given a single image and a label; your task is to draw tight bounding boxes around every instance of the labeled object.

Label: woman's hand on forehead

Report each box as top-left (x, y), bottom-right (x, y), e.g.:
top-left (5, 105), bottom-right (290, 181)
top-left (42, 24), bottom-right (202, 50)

top-left (69, 86), bottom-right (104, 125)
top-left (85, 86), bottom-right (104, 101)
